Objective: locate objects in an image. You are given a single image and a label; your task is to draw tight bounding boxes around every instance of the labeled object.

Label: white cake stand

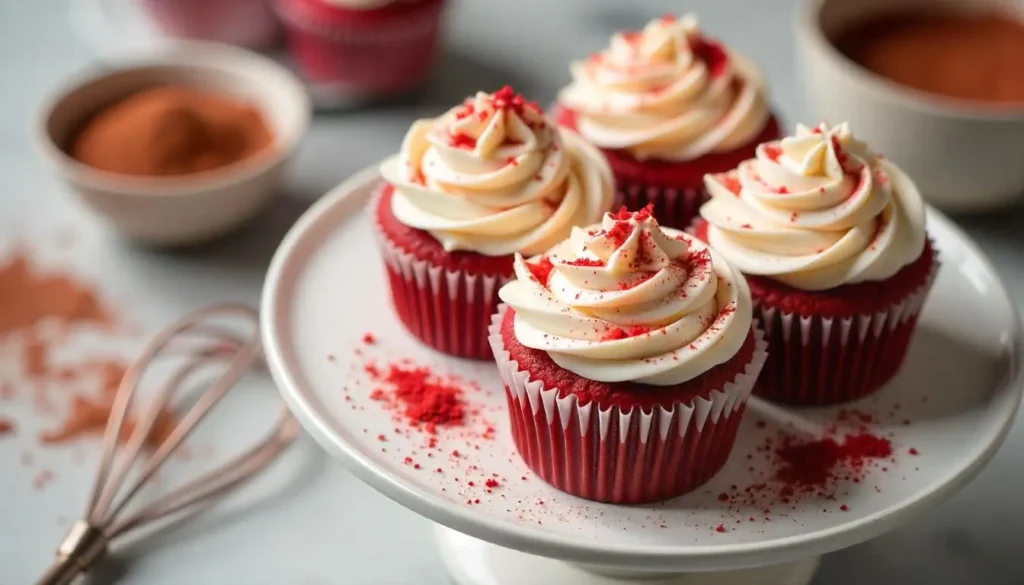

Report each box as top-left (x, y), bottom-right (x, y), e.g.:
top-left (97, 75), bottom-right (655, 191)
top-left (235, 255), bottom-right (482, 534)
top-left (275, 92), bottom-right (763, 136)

top-left (261, 166), bottom-right (1024, 584)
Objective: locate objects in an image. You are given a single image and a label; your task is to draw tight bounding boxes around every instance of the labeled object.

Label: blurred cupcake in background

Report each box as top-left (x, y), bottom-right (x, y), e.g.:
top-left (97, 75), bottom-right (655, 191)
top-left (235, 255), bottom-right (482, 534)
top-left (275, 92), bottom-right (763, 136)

top-left (554, 14), bottom-right (782, 231)
top-left (276, 0), bottom-right (447, 101)
top-left (141, 0), bottom-right (281, 49)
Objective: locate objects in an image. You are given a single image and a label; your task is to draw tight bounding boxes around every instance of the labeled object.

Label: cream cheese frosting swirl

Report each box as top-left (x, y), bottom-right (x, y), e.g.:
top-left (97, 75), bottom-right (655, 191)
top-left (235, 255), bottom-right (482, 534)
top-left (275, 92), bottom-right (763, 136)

top-left (498, 207), bottom-right (752, 385)
top-left (380, 86), bottom-right (614, 257)
top-left (557, 14), bottom-right (771, 162)
top-left (701, 122), bottom-right (927, 291)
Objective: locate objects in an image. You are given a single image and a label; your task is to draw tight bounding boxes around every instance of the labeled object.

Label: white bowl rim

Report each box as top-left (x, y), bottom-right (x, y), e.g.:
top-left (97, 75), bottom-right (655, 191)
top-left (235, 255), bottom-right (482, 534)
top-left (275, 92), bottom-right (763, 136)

top-left (34, 40), bottom-right (312, 197)
top-left (794, 0), bottom-right (1024, 122)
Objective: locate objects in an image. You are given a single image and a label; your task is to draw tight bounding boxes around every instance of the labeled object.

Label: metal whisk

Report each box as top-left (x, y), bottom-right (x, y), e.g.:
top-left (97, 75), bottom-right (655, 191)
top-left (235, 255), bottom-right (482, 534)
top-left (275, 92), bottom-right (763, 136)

top-left (36, 304), bottom-right (299, 585)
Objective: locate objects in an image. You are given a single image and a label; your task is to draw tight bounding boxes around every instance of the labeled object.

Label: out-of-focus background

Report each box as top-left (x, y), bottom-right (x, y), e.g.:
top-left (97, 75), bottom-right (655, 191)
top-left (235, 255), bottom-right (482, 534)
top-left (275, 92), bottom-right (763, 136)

top-left (1, 0), bottom-right (1022, 583)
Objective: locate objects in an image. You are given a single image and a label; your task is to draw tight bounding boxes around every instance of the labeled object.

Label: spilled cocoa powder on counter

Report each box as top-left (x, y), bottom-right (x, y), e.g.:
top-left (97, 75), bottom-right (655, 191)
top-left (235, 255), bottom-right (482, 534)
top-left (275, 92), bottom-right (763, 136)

top-left (0, 247), bottom-right (176, 450)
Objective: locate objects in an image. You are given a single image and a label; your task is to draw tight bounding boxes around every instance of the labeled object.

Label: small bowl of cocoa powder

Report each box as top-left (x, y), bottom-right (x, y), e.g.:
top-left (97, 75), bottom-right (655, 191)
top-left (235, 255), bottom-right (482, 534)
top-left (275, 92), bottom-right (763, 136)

top-left (36, 42), bottom-right (310, 246)
top-left (795, 0), bottom-right (1024, 213)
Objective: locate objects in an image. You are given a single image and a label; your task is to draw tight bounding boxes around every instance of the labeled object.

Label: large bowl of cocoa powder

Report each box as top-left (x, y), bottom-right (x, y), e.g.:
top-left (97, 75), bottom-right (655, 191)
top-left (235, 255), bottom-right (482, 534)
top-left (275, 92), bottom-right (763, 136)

top-left (36, 42), bottom-right (310, 246)
top-left (795, 0), bottom-right (1024, 213)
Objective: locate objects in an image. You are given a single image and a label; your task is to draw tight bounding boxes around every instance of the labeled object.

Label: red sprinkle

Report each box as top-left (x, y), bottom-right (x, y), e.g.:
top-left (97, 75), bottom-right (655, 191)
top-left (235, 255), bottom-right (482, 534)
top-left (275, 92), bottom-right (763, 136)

top-left (565, 258), bottom-right (604, 267)
top-left (362, 332), bottom-right (376, 345)
top-left (601, 325), bottom-right (650, 341)
top-left (908, 448), bottom-right (919, 456)
top-left (715, 524), bottom-right (726, 533)
top-left (485, 478), bottom-right (501, 489)
top-left (526, 256), bottom-right (555, 286)
top-left (719, 173), bottom-right (742, 195)
top-left (488, 85), bottom-right (542, 116)
top-left (840, 504), bottom-right (849, 511)
top-left (763, 145), bottom-right (783, 162)
top-left (449, 132), bottom-right (477, 149)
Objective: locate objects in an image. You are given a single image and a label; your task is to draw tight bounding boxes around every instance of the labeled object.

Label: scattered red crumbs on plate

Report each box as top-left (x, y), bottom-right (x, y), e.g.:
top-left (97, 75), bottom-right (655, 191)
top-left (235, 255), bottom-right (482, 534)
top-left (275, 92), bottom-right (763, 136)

top-left (715, 524), bottom-right (726, 533)
top-left (775, 432), bottom-right (893, 489)
top-left (908, 448), bottom-right (919, 455)
top-left (362, 332), bottom-right (376, 345)
top-left (366, 363), bottom-right (466, 434)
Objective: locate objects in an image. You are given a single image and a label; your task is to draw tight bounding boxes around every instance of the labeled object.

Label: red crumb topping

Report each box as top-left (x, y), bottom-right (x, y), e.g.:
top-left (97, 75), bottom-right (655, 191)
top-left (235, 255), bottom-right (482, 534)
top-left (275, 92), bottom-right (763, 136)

top-left (565, 258), bottom-right (605, 267)
top-left (611, 206), bottom-right (633, 221)
top-left (362, 332), bottom-right (376, 345)
top-left (776, 186), bottom-right (790, 194)
top-left (718, 173), bottom-right (742, 195)
top-left (618, 272), bottom-right (656, 290)
top-left (686, 248), bottom-right (712, 272)
top-left (601, 325), bottom-right (651, 341)
top-left (503, 156), bottom-right (519, 167)
top-left (489, 85), bottom-right (542, 117)
top-left (454, 101), bottom-right (475, 120)
top-left (526, 256), bottom-right (555, 285)
top-left (829, 136), bottom-right (849, 168)
top-left (740, 223), bottom-right (753, 229)
top-left (763, 145), bottom-right (783, 162)
top-left (603, 221), bottom-right (632, 249)
top-left (449, 132), bottom-right (477, 149)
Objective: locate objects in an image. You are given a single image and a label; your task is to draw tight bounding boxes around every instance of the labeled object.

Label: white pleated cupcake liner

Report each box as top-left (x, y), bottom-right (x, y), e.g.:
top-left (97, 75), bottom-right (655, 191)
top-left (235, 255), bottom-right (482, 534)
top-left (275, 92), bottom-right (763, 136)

top-left (371, 189), bottom-right (510, 360)
top-left (488, 305), bottom-right (768, 504)
top-left (754, 248), bottom-right (940, 405)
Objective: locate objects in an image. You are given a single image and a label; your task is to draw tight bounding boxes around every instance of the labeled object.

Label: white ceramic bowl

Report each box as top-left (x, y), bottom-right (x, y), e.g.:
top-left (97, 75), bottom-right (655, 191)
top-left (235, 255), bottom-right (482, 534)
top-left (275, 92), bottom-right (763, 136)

top-left (36, 41), bottom-right (310, 246)
top-left (795, 0), bottom-right (1024, 213)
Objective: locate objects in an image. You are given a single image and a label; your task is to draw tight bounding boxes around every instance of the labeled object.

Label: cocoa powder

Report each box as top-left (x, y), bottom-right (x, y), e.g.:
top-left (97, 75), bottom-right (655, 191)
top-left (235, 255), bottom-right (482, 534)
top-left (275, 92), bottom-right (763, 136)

top-left (70, 86), bottom-right (274, 177)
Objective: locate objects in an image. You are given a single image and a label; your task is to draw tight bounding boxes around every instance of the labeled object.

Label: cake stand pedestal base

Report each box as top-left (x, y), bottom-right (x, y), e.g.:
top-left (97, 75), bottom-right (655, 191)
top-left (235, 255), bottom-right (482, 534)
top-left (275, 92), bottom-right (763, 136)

top-left (434, 525), bottom-right (820, 585)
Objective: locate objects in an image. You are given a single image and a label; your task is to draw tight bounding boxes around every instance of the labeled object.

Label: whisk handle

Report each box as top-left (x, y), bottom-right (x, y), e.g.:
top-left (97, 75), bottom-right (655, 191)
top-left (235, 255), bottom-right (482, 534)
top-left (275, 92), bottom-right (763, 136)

top-left (35, 521), bottom-right (109, 585)
top-left (36, 557), bottom-right (85, 585)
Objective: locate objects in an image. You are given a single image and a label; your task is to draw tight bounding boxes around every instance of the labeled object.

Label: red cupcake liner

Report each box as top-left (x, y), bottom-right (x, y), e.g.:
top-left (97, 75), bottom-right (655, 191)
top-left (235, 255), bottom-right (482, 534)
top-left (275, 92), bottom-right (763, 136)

top-left (372, 191), bottom-right (510, 360)
top-left (489, 307), bottom-right (767, 504)
top-left (142, 0), bottom-right (281, 48)
top-left (753, 252), bottom-right (939, 405)
top-left (275, 0), bottom-right (445, 97)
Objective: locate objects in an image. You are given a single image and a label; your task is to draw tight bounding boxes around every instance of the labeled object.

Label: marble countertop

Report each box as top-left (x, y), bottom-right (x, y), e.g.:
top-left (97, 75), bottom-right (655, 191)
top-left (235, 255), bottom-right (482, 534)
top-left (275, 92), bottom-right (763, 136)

top-left (1, 1), bottom-right (1022, 583)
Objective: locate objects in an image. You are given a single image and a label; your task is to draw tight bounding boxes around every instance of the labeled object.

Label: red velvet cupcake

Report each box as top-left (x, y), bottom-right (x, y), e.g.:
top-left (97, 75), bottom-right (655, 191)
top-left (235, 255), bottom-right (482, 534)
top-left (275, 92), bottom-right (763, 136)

top-left (554, 14), bottom-right (783, 231)
top-left (375, 87), bottom-right (614, 359)
top-left (699, 122), bottom-right (937, 405)
top-left (491, 207), bottom-right (766, 503)
top-left (143, 0), bottom-right (281, 48)
top-left (275, 0), bottom-right (447, 101)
